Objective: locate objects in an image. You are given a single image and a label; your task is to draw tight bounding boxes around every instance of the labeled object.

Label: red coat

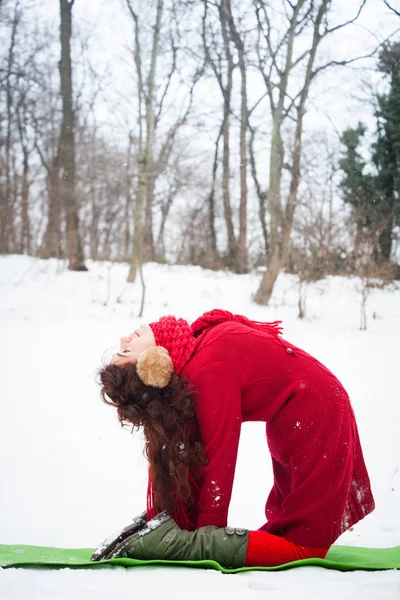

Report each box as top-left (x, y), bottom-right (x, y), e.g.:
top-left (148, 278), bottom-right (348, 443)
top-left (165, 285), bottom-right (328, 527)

top-left (181, 321), bottom-right (375, 547)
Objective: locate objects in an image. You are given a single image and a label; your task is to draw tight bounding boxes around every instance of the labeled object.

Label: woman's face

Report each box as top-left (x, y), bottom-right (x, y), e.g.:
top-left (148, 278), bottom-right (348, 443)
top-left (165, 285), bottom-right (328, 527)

top-left (111, 324), bottom-right (156, 365)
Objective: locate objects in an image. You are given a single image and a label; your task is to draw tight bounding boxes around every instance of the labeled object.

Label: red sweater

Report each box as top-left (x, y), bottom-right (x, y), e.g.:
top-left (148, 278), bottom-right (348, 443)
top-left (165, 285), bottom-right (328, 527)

top-left (181, 322), bottom-right (374, 547)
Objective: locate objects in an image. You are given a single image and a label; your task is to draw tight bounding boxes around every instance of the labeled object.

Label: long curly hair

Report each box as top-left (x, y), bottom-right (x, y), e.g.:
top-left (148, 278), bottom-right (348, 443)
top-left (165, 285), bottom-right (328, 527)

top-left (98, 362), bottom-right (206, 515)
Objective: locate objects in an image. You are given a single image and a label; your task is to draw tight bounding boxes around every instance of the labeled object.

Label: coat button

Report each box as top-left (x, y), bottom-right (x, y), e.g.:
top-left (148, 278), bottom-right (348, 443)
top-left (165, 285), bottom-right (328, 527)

top-left (286, 347), bottom-right (293, 354)
top-left (236, 529), bottom-right (246, 536)
top-left (225, 527), bottom-right (235, 535)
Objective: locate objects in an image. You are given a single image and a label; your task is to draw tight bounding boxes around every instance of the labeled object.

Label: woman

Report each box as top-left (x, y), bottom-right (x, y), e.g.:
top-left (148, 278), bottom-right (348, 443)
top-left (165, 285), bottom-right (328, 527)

top-left (93, 309), bottom-right (374, 568)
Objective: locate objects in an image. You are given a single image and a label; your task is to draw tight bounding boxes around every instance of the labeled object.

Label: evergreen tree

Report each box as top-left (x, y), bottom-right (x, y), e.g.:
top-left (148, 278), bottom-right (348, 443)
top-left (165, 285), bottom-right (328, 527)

top-left (339, 43), bottom-right (400, 264)
top-left (372, 43), bottom-right (400, 261)
top-left (339, 124), bottom-right (377, 241)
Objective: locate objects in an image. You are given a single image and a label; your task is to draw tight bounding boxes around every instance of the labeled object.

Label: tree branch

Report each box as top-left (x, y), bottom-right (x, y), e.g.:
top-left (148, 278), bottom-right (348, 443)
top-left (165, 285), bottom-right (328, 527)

top-left (154, 63), bottom-right (204, 174)
top-left (312, 45), bottom-right (382, 79)
top-left (324, 0), bottom-right (367, 35)
top-left (247, 120), bottom-right (269, 255)
top-left (248, 91), bottom-right (268, 116)
top-left (291, 48), bottom-right (311, 70)
top-left (125, 0), bottom-right (145, 152)
top-left (202, 0), bottom-right (227, 101)
top-left (255, 2), bottom-right (283, 78)
top-left (254, 7), bottom-right (275, 112)
top-left (283, 89), bottom-right (302, 118)
top-left (156, 32), bottom-right (178, 122)
top-left (384, 1), bottom-right (400, 17)
top-left (35, 140), bottom-right (50, 173)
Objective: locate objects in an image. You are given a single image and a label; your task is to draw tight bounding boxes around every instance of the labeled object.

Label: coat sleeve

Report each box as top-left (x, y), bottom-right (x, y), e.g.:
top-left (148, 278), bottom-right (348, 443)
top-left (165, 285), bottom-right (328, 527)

top-left (188, 360), bottom-right (242, 529)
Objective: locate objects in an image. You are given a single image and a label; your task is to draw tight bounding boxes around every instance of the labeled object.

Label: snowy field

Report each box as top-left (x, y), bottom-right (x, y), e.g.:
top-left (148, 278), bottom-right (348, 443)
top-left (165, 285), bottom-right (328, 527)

top-left (0, 254), bottom-right (399, 599)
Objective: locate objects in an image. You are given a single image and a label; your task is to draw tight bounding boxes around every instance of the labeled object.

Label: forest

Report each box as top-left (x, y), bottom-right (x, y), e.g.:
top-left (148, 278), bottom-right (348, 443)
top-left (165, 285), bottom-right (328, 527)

top-left (0, 0), bottom-right (399, 305)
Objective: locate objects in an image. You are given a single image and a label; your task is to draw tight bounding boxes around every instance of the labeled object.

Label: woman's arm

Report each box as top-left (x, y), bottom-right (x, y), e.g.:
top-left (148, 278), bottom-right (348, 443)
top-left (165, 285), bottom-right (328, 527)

top-left (189, 361), bottom-right (243, 528)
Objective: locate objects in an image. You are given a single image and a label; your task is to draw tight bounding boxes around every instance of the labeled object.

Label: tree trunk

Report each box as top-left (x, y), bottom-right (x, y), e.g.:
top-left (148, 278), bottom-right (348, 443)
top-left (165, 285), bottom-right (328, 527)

top-left (89, 182), bottom-right (99, 260)
top-left (378, 215), bottom-right (393, 261)
top-left (143, 162), bottom-right (155, 262)
top-left (123, 195), bottom-right (131, 261)
top-left (237, 64), bottom-right (248, 274)
top-left (127, 0), bottom-right (163, 282)
top-left (20, 146), bottom-right (30, 254)
top-left (219, 0), bottom-right (237, 269)
top-left (59, 0), bottom-right (87, 271)
top-left (35, 135), bottom-right (63, 259)
top-left (17, 111), bottom-right (30, 254)
top-left (1, 5), bottom-right (19, 253)
top-left (207, 125), bottom-right (222, 261)
top-left (226, 0), bottom-right (248, 273)
top-left (254, 0), bottom-right (329, 305)
top-left (155, 190), bottom-right (175, 258)
top-left (221, 99), bottom-right (236, 267)
top-left (3, 61), bottom-right (13, 253)
top-left (44, 155), bottom-right (62, 258)
top-left (248, 123), bottom-right (268, 256)
top-left (254, 3), bottom-right (302, 303)
top-left (253, 119), bottom-right (287, 303)
top-left (254, 107), bottom-right (303, 304)
top-left (123, 133), bottom-right (133, 260)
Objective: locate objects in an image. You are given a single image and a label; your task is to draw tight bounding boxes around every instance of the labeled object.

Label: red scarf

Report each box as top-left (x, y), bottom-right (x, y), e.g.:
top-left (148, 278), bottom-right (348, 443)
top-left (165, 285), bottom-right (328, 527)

top-left (150, 309), bottom-right (283, 374)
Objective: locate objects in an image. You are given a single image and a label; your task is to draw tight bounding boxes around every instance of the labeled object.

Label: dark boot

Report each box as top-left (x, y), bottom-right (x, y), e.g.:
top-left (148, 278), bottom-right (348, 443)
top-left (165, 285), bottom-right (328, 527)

top-left (99, 511), bottom-right (249, 569)
top-left (91, 510), bottom-right (147, 561)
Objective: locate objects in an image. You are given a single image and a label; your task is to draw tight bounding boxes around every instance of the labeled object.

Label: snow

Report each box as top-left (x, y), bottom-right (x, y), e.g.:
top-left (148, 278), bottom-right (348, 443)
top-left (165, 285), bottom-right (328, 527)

top-left (0, 255), bottom-right (399, 599)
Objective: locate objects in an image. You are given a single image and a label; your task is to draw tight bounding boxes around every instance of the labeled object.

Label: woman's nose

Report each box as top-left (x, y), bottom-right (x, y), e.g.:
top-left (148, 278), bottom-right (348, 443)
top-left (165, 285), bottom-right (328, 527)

top-left (120, 336), bottom-right (132, 351)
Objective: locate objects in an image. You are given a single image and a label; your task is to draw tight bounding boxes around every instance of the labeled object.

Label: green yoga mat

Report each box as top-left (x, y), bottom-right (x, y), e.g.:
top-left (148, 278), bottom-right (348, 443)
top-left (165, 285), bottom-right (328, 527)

top-left (1, 543), bottom-right (399, 572)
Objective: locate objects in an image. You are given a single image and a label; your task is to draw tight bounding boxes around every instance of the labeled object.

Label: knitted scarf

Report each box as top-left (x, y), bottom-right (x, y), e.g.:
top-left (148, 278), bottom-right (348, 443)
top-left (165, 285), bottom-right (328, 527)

top-left (150, 309), bottom-right (283, 374)
top-left (147, 309), bottom-right (283, 529)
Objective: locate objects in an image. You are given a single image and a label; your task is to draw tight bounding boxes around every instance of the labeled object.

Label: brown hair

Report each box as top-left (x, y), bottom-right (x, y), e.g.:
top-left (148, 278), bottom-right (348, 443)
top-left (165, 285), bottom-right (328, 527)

top-left (98, 362), bottom-right (206, 515)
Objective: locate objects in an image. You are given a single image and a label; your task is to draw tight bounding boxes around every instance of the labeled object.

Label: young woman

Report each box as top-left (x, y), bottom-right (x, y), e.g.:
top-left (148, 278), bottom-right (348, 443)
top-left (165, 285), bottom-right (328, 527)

top-left (93, 309), bottom-right (375, 568)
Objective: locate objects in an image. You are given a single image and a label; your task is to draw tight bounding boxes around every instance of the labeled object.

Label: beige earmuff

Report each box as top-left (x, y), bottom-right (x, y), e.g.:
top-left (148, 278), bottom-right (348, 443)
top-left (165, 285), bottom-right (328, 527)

top-left (136, 346), bottom-right (174, 388)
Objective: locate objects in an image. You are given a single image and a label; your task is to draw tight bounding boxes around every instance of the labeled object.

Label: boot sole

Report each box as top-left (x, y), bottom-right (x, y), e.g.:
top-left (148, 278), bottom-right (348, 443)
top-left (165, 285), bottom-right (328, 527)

top-left (91, 510), bottom-right (148, 561)
top-left (103, 511), bottom-right (171, 560)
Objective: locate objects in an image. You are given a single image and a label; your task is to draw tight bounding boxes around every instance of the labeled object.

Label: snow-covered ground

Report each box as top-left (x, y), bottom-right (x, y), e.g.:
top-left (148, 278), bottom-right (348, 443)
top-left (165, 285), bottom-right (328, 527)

top-left (0, 255), bottom-right (399, 599)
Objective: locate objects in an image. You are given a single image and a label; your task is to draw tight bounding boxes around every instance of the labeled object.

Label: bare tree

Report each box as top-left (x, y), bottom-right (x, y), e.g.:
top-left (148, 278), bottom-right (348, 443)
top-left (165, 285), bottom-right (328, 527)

top-left (16, 91), bottom-right (31, 253)
top-left (142, 16), bottom-right (179, 263)
top-left (248, 115), bottom-right (268, 257)
top-left (59, 0), bottom-right (87, 270)
top-left (123, 131), bottom-right (134, 260)
top-left (353, 225), bottom-right (397, 330)
top-left (288, 140), bottom-right (339, 318)
top-left (0, 1), bottom-right (61, 257)
top-left (224, 0), bottom-right (249, 273)
top-left (35, 130), bottom-right (62, 259)
top-left (126, 0), bottom-right (164, 283)
top-left (202, 0), bottom-right (238, 268)
top-left (0, 0), bottom-right (20, 253)
top-left (253, 0), bottom-right (369, 304)
top-left (147, 49), bottom-right (203, 262)
top-left (206, 125), bottom-right (223, 261)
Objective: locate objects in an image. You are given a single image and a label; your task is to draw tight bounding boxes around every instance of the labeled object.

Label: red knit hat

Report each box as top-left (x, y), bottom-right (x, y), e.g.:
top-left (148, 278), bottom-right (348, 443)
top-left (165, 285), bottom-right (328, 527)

top-left (150, 316), bottom-right (196, 375)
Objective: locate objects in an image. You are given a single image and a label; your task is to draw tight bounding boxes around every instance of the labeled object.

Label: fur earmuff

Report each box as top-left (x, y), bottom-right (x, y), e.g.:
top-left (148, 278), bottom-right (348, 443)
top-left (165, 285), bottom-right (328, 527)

top-left (136, 346), bottom-right (174, 388)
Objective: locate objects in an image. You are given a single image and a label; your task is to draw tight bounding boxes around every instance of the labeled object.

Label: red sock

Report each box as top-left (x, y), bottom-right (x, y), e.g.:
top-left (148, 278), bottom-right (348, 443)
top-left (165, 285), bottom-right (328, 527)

top-left (245, 530), bottom-right (329, 567)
